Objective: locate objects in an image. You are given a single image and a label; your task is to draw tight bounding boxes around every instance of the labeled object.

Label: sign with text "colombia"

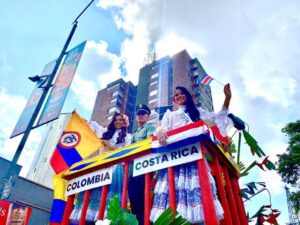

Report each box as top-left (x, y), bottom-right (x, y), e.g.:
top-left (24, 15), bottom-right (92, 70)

top-left (65, 167), bottom-right (112, 196)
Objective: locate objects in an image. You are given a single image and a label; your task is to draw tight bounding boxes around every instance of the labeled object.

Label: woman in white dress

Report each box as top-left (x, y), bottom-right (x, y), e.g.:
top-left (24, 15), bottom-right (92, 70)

top-left (70, 113), bottom-right (131, 224)
top-left (150, 84), bottom-right (232, 224)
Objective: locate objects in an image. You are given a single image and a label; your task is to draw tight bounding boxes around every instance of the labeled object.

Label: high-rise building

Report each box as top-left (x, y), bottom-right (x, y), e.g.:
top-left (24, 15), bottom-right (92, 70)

top-left (27, 113), bottom-right (71, 188)
top-left (90, 78), bottom-right (137, 132)
top-left (134, 49), bottom-right (214, 128)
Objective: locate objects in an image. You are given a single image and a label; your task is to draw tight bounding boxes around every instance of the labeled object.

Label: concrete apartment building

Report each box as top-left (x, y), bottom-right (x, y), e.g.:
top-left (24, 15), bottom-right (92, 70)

top-left (90, 78), bottom-right (137, 132)
top-left (133, 49), bottom-right (214, 128)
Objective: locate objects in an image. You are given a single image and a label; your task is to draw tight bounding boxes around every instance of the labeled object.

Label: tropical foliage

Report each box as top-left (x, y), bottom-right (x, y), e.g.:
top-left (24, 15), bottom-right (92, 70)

top-left (104, 195), bottom-right (190, 225)
top-left (277, 120), bottom-right (300, 213)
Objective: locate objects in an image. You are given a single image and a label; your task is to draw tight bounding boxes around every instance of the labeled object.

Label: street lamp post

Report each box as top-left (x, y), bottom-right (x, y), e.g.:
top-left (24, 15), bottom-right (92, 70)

top-left (1, 0), bottom-right (94, 199)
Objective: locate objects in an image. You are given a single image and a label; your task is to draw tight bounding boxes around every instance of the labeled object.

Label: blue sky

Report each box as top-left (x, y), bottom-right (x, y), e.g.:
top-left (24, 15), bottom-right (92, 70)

top-left (1, 0), bottom-right (300, 224)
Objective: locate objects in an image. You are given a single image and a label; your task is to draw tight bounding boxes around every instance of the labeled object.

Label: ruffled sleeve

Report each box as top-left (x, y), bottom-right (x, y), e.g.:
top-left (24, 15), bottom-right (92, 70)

top-left (87, 121), bottom-right (107, 138)
top-left (160, 109), bottom-right (172, 131)
top-left (198, 106), bottom-right (233, 137)
top-left (124, 133), bottom-right (132, 147)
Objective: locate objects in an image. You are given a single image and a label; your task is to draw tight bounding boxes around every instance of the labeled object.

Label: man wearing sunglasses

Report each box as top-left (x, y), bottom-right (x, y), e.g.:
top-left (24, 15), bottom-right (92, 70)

top-left (129, 103), bottom-right (156, 224)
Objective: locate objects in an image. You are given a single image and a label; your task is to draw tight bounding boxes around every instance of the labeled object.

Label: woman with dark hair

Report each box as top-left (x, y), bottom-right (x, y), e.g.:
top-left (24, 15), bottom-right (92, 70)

top-left (70, 113), bottom-right (131, 224)
top-left (89, 113), bottom-right (131, 153)
top-left (150, 84), bottom-right (232, 224)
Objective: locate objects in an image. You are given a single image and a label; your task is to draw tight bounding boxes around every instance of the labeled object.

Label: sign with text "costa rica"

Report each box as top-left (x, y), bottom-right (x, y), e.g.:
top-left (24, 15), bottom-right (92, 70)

top-left (65, 167), bottom-right (112, 196)
top-left (133, 144), bottom-right (202, 177)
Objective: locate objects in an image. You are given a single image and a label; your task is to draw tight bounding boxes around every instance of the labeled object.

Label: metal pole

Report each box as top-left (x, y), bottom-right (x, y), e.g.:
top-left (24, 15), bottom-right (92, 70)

top-left (237, 132), bottom-right (242, 164)
top-left (3, 22), bottom-right (78, 183)
top-left (2, 0), bottom-right (95, 187)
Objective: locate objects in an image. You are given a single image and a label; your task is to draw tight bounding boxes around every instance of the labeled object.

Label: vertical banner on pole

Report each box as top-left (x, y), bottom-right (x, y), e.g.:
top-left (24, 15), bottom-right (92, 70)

top-left (10, 60), bottom-right (56, 138)
top-left (37, 41), bottom-right (86, 127)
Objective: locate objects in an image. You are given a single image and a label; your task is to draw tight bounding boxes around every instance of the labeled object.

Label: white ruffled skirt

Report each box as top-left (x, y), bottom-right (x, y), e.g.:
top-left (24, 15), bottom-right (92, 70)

top-left (150, 160), bottom-right (224, 224)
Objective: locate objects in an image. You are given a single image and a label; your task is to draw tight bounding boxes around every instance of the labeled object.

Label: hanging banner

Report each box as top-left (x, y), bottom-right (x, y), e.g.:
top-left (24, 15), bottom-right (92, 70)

top-left (0, 200), bottom-right (32, 225)
top-left (10, 60), bottom-right (56, 138)
top-left (37, 41), bottom-right (86, 127)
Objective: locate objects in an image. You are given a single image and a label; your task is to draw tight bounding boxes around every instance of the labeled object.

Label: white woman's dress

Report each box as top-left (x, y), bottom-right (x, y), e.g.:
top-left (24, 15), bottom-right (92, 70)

top-left (150, 106), bottom-right (232, 224)
top-left (70, 121), bottom-right (131, 224)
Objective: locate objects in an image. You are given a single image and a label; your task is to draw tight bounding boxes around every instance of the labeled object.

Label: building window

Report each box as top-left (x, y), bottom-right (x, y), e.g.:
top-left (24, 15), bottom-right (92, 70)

top-left (149, 89), bottom-right (158, 97)
top-left (112, 91), bottom-right (118, 97)
top-left (118, 92), bottom-right (124, 98)
top-left (110, 98), bottom-right (117, 103)
top-left (107, 115), bottom-right (113, 121)
top-left (150, 80), bottom-right (158, 86)
top-left (107, 84), bottom-right (119, 91)
top-left (108, 107), bottom-right (120, 114)
top-left (151, 73), bottom-right (158, 79)
top-left (149, 98), bottom-right (158, 104)
top-left (108, 107), bottom-right (116, 114)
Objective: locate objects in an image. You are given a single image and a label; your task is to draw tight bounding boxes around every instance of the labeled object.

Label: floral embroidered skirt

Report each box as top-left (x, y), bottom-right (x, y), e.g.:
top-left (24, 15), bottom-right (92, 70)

top-left (150, 160), bottom-right (224, 224)
top-left (69, 163), bottom-right (124, 224)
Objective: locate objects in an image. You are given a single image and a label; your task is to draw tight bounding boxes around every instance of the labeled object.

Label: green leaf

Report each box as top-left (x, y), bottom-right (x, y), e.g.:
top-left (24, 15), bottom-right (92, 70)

top-left (240, 188), bottom-right (250, 200)
top-left (172, 215), bottom-right (191, 225)
top-left (107, 195), bottom-right (122, 221)
top-left (154, 207), bottom-right (173, 225)
top-left (205, 153), bottom-right (212, 162)
top-left (228, 137), bottom-right (237, 153)
top-left (243, 130), bottom-right (266, 158)
top-left (240, 161), bottom-right (256, 177)
top-left (153, 207), bottom-right (190, 225)
top-left (118, 213), bottom-right (138, 225)
top-left (238, 161), bottom-right (246, 171)
top-left (266, 160), bottom-right (276, 170)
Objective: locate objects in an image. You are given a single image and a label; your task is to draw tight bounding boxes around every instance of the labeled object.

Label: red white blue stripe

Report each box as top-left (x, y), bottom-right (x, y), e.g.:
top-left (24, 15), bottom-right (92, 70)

top-left (152, 121), bottom-right (210, 153)
top-left (200, 74), bottom-right (213, 85)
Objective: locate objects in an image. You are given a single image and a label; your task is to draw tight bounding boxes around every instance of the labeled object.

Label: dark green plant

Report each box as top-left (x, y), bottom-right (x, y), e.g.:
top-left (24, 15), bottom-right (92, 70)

top-left (228, 137), bottom-right (237, 154)
top-left (153, 207), bottom-right (190, 225)
top-left (277, 120), bottom-right (300, 213)
top-left (107, 195), bottom-right (138, 225)
top-left (106, 196), bottom-right (190, 225)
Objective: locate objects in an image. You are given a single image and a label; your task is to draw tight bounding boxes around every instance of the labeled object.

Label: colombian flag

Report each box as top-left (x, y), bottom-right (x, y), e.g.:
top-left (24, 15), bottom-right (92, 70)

top-left (50, 174), bottom-right (67, 225)
top-left (50, 111), bottom-right (103, 174)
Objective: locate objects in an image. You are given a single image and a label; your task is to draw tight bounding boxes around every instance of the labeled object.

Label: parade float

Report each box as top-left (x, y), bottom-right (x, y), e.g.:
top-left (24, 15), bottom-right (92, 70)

top-left (50, 111), bottom-right (259, 225)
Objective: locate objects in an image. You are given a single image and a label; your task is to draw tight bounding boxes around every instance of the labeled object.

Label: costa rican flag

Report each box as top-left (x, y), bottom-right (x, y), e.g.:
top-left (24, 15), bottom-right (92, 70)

top-left (199, 74), bottom-right (213, 85)
top-left (152, 121), bottom-right (211, 153)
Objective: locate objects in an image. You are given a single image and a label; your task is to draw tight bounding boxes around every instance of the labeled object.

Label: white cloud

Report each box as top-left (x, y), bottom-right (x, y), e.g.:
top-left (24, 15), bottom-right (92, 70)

top-left (94, 1), bottom-right (300, 223)
top-left (69, 40), bottom-right (124, 114)
top-left (96, 0), bottom-right (126, 9)
top-left (85, 40), bottom-right (122, 86)
top-left (96, 0), bottom-right (154, 84)
top-left (155, 33), bottom-right (206, 59)
top-left (259, 170), bottom-right (285, 196)
top-left (71, 74), bottom-right (98, 113)
top-left (119, 23), bottom-right (149, 83)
